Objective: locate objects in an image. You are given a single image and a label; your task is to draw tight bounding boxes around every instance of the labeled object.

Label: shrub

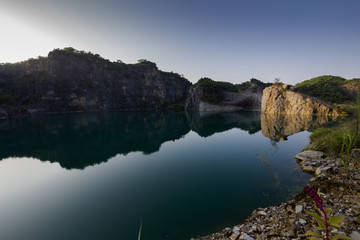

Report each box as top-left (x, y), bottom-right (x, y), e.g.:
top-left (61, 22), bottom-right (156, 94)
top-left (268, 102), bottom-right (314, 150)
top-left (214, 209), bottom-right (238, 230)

top-left (294, 75), bottom-right (352, 104)
top-left (309, 126), bottom-right (347, 157)
top-left (309, 119), bottom-right (359, 158)
top-left (194, 78), bottom-right (238, 104)
top-left (0, 95), bottom-right (16, 105)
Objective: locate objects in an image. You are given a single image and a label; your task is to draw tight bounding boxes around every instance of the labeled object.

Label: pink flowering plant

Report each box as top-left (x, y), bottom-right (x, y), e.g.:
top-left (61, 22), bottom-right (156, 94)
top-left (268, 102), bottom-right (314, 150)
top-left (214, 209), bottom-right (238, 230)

top-left (304, 186), bottom-right (349, 240)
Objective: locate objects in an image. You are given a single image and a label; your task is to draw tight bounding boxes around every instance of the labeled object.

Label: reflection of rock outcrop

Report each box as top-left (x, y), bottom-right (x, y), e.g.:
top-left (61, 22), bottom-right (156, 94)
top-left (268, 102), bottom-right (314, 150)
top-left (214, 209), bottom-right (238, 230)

top-left (261, 84), bottom-right (341, 116)
top-left (0, 111), bottom-right (190, 169)
top-left (187, 111), bottom-right (261, 137)
top-left (261, 113), bottom-right (337, 141)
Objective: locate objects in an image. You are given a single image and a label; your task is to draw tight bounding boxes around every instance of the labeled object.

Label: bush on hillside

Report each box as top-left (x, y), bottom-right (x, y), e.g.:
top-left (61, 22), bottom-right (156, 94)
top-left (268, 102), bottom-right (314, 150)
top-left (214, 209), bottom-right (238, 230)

top-left (294, 75), bottom-right (352, 103)
top-left (194, 78), bottom-right (238, 104)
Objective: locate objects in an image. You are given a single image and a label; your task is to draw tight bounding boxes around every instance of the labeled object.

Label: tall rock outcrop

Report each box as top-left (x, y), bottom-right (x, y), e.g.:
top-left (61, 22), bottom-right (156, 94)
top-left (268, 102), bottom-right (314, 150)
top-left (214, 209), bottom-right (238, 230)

top-left (261, 84), bottom-right (341, 116)
top-left (0, 48), bottom-right (191, 117)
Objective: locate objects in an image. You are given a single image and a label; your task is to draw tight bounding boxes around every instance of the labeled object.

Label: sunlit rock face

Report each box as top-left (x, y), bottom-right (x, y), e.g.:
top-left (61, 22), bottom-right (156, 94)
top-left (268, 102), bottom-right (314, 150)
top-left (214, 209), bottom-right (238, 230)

top-left (0, 49), bottom-right (191, 116)
top-left (261, 113), bottom-right (337, 141)
top-left (261, 84), bottom-right (341, 116)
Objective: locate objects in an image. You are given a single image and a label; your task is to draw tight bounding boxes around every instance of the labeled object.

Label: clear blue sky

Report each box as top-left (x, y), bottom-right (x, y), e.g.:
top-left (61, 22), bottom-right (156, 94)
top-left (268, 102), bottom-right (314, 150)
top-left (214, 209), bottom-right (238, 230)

top-left (1, 0), bottom-right (359, 85)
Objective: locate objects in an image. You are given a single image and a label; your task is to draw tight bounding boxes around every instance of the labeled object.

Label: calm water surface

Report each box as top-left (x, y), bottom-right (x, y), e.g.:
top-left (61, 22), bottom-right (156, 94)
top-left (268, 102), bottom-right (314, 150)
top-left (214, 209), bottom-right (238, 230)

top-left (0, 111), bottom-right (320, 240)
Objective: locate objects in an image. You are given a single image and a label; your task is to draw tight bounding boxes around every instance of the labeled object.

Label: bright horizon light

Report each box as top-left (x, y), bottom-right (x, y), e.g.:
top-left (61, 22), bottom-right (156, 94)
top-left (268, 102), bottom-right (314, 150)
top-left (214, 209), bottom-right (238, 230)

top-left (0, 11), bottom-right (66, 63)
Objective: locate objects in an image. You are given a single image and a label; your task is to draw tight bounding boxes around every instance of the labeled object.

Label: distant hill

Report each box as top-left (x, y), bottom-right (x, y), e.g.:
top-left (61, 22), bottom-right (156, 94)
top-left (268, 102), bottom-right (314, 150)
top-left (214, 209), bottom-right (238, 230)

top-left (293, 75), bottom-right (360, 104)
top-left (192, 77), bottom-right (271, 105)
top-left (186, 77), bottom-right (271, 111)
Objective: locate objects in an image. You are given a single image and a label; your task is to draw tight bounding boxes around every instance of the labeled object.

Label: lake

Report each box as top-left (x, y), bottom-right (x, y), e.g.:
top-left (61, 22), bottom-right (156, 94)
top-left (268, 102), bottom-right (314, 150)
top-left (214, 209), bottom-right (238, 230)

top-left (0, 110), bottom-right (327, 240)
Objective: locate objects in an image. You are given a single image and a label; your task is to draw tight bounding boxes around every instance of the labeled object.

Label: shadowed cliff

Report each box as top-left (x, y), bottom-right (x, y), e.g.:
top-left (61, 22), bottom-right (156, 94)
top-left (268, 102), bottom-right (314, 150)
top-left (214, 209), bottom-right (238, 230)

top-left (0, 48), bottom-right (191, 118)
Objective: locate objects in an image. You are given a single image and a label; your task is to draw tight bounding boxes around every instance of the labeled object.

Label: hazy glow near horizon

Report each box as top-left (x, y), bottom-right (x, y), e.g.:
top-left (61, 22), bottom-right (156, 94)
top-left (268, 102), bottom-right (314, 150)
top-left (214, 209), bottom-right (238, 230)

top-left (0, 11), bottom-right (64, 63)
top-left (1, 0), bottom-right (359, 84)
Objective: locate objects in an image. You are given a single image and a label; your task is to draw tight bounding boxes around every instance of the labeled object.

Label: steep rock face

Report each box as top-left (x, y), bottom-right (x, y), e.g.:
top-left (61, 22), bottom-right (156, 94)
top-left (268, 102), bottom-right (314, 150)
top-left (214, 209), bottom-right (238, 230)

top-left (185, 86), bottom-right (262, 112)
top-left (261, 84), bottom-right (341, 116)
top-left (0, 49), bottom-right (191, 116)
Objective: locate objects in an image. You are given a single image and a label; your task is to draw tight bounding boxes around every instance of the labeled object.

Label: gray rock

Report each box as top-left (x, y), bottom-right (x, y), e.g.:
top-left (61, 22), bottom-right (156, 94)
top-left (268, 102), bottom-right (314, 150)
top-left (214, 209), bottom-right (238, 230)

top-left (295, 205), bottom-right (303, 213)
top-left (315, 166), bottom-right (331, 176)
top-left (295, 150), bottom-right (325, 162)
top-left (232, 226), bottom-right (240, 236)
top-left (298, 218), bottom-right (307, 225)
top-left (258, 211), bottom-right (267, 216)
top-left (350, 231), bottom-right (360, 240)
top-left (302, 165), bottom-right (316, 172)
top-left (239, 233), bottom-right (255, 240)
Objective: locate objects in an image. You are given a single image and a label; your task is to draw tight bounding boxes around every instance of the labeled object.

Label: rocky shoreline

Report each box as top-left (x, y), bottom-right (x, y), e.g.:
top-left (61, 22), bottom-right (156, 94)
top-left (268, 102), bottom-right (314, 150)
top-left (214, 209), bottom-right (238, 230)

top-left (192, 150), bottom-right (360, 240)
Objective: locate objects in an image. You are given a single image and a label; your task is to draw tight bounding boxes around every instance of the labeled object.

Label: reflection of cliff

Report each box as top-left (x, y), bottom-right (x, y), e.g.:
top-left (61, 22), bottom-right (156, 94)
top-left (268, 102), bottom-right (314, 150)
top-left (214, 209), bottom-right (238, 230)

top-left (261, 113), bottom-right (337, 141)
top-left (187, 111), bottom-right (261, 137)
top-left (0, 111), bottom-right (190, 169)
top-left (1, 110), bottom-right (337, 169)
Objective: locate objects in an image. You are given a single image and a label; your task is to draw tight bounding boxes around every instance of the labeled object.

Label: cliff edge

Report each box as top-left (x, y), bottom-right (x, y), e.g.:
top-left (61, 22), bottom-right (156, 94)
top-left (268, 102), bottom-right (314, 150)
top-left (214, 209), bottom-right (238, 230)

top-left (261, 84), bottom-right (342, 116)
top-left (0, 48), bottom-right (191, 118)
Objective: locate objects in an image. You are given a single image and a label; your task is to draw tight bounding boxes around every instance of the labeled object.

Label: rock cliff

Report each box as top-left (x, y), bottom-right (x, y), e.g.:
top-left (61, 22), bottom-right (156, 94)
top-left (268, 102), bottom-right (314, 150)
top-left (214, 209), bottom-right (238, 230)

top-left (0, 48), bottom-right (191, 117)
top-left (261, 84), bottom-right (341, 116)
top-left (185, 78), bottom-right (265, 112)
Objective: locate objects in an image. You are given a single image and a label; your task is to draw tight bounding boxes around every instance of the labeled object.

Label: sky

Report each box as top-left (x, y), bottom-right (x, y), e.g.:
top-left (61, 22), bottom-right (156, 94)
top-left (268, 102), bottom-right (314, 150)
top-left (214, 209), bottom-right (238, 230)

top-left (0, 0), bottom-right (359, 85)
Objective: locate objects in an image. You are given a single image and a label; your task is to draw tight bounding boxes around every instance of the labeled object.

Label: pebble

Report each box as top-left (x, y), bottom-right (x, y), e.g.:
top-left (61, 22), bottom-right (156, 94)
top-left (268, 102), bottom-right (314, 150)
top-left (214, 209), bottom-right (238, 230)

top-left (350, 231), bottom-right (360, 240)
top-left (258, 211), bottom-right (267, 216)
top-left (298, 218), bottom-right (307, 225)
top-left (239, 233), bottom-right (254, 240)
top-left (295, 205), bottom-right (303, 213)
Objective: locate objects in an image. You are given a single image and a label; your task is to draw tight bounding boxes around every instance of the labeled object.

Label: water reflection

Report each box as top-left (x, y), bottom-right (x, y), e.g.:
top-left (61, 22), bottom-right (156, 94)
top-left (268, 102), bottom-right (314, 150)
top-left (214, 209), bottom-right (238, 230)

top-left (186, 111), bottom-right (261, 137)
top-left (0, 111), bottom-right (336, 169)
top-left (261, 113), bottom-right (338, 141)
top-left (0, 111), bottom-right (190, 169)
top-left (0, 110), bottom-right (332, 240)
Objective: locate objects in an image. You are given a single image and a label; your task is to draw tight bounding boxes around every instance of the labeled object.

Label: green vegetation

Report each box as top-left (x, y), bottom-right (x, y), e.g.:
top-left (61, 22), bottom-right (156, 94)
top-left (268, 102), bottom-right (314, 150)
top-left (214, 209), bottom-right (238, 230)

top-left (238, 78), bottom-right (271, 91)
top-left (307, 92), bottom-right (360, 173)
top-left (165, 103), bottom-right (185, 111)
top-left (194, 77), bottom-right (238, 104)
top-left (195, 77), bottom-right (238, 92)
top-left (194, 77), bottom-right (271, 104)
top-left (305, 186), bottom-right (349, 240)
top-left (308, 125), bottom-right (349, 157)
top-left (0, 95), bottom-right (16, 105)
top-left (294, 75), bottom-right (352, 104)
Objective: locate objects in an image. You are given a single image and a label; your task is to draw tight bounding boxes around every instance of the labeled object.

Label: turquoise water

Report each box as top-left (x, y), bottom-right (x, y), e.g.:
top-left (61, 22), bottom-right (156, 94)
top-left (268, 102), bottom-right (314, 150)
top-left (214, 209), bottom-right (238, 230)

top-left (0, 111), bottom-right (313, 240)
